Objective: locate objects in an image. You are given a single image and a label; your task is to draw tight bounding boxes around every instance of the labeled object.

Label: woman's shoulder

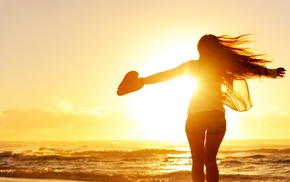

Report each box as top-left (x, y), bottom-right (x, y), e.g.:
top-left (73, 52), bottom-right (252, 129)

top-left (181, 59), bottom-right (198, 67)
top-left (176, 60), bottom-right (198, 75)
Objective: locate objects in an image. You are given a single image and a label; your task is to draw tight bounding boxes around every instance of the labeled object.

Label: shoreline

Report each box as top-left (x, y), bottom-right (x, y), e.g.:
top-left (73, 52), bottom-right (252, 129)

top-left (0, 177), bottom-right (84, 182)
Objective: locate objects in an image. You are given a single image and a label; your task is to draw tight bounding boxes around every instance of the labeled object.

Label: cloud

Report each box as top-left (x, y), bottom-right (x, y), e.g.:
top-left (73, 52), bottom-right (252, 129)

top-left (0, 108), bottom-right (141, 141)
top-left (1, 99), bottom-right (289, 141)
top-left (235, 109), bottom-right (290, 139)
top-left (49, 96), bottom-right (110, 117)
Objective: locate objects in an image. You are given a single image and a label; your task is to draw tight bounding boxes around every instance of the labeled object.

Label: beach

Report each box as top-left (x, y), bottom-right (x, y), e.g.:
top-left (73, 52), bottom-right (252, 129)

top-left (0, 178), bottom-right (83, 182)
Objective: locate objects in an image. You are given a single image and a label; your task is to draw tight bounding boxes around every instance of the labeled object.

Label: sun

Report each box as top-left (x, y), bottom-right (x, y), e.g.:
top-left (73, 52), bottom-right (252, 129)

top-left (130, 76), bottom-right (197, 141)
top-left (140, 41), bottom-right (199, 76)
top-left (129, 41), bottom-right (199, 141)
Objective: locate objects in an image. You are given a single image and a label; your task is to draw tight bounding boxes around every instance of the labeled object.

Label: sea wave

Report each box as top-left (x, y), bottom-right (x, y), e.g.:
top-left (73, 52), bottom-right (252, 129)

top-left (220, 147), bottom-right (290, 154)
top-left (0, 148), bottom-right (188, 161)
top-left (0, 151), bottom-right (85, 161)
top-left (1, 141), bottom-right (290, 181)
top-left (243, 154), bottom-right (266, 159)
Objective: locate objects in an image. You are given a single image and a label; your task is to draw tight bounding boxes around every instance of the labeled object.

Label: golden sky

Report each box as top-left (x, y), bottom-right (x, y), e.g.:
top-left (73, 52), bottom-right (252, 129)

top-left (0, 0), bottom-right (289, 141)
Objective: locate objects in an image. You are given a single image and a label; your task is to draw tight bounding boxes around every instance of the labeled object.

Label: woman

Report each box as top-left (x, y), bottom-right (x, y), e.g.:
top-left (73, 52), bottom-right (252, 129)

top-left (121, 34), bottom-right (286, 182)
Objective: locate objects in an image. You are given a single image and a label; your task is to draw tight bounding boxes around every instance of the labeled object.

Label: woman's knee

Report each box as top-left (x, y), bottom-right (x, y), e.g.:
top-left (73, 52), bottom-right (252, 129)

top-left (204, 156), bottom-right (217, 166)
top-left (204, 148), bottom-right (218, 166)
top-left (192, 156), bottom-right (205, 167)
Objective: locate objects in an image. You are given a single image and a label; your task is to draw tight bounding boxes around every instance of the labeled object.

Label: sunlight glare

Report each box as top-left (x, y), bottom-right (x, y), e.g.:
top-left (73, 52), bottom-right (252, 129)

top-left (130, 76), bottom-right (197, 141)
top-left (224, 108), bottom-right (242, 140)
top-left (140, 41), bottom-right (199, 75)
top-left (129, 40), bottom-right (200, 141)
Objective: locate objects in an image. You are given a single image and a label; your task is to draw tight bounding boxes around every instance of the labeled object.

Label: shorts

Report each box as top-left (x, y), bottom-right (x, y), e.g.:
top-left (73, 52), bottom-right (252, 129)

top-left (185, 110), bottom-right (226, 134)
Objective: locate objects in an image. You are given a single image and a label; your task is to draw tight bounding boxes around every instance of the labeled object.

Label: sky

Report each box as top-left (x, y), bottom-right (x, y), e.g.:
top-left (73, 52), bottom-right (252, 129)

top-left (0, 0), bottom-right (290, 141)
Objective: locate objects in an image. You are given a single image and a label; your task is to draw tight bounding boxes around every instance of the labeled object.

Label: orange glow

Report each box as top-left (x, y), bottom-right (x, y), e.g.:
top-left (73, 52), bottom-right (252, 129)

top-left (0, 1), bottom-right (289, 141)
top-left (129, 41), bottom-right (199, 141)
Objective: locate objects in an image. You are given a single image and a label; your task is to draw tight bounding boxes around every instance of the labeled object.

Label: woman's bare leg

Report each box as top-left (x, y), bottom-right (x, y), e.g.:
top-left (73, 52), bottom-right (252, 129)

top-left (204, 132), bottom-right (225, 182)
top-left (186, 133), bottom-right (206, 182)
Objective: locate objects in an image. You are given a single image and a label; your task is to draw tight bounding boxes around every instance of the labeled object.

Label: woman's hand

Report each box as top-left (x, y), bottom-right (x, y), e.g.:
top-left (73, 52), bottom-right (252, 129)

top-left (276, 67), bottom-right (286, 77)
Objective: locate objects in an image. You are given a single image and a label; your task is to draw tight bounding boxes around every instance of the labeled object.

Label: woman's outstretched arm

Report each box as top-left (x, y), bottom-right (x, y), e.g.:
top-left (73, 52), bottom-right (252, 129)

top-left (246, 65), bottom-right (286, 78)
top-left (142, 60), bottom-right (197, 84)
top-left (256, 66), bottom-right (286, 78)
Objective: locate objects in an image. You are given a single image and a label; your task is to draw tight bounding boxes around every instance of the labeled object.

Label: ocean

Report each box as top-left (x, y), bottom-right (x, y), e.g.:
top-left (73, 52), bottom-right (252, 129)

top-left (0, 140), bottom-right (289, 182)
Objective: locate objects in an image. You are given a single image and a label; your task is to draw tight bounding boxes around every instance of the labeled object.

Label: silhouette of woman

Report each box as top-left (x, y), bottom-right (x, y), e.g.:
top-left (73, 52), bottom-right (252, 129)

top-left (121, 34), bottom-right (286, 182)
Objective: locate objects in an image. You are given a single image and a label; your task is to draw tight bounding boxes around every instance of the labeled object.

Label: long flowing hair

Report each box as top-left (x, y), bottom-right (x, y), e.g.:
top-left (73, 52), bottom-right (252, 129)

top-left (197, 34), bottom-right (271, 88)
